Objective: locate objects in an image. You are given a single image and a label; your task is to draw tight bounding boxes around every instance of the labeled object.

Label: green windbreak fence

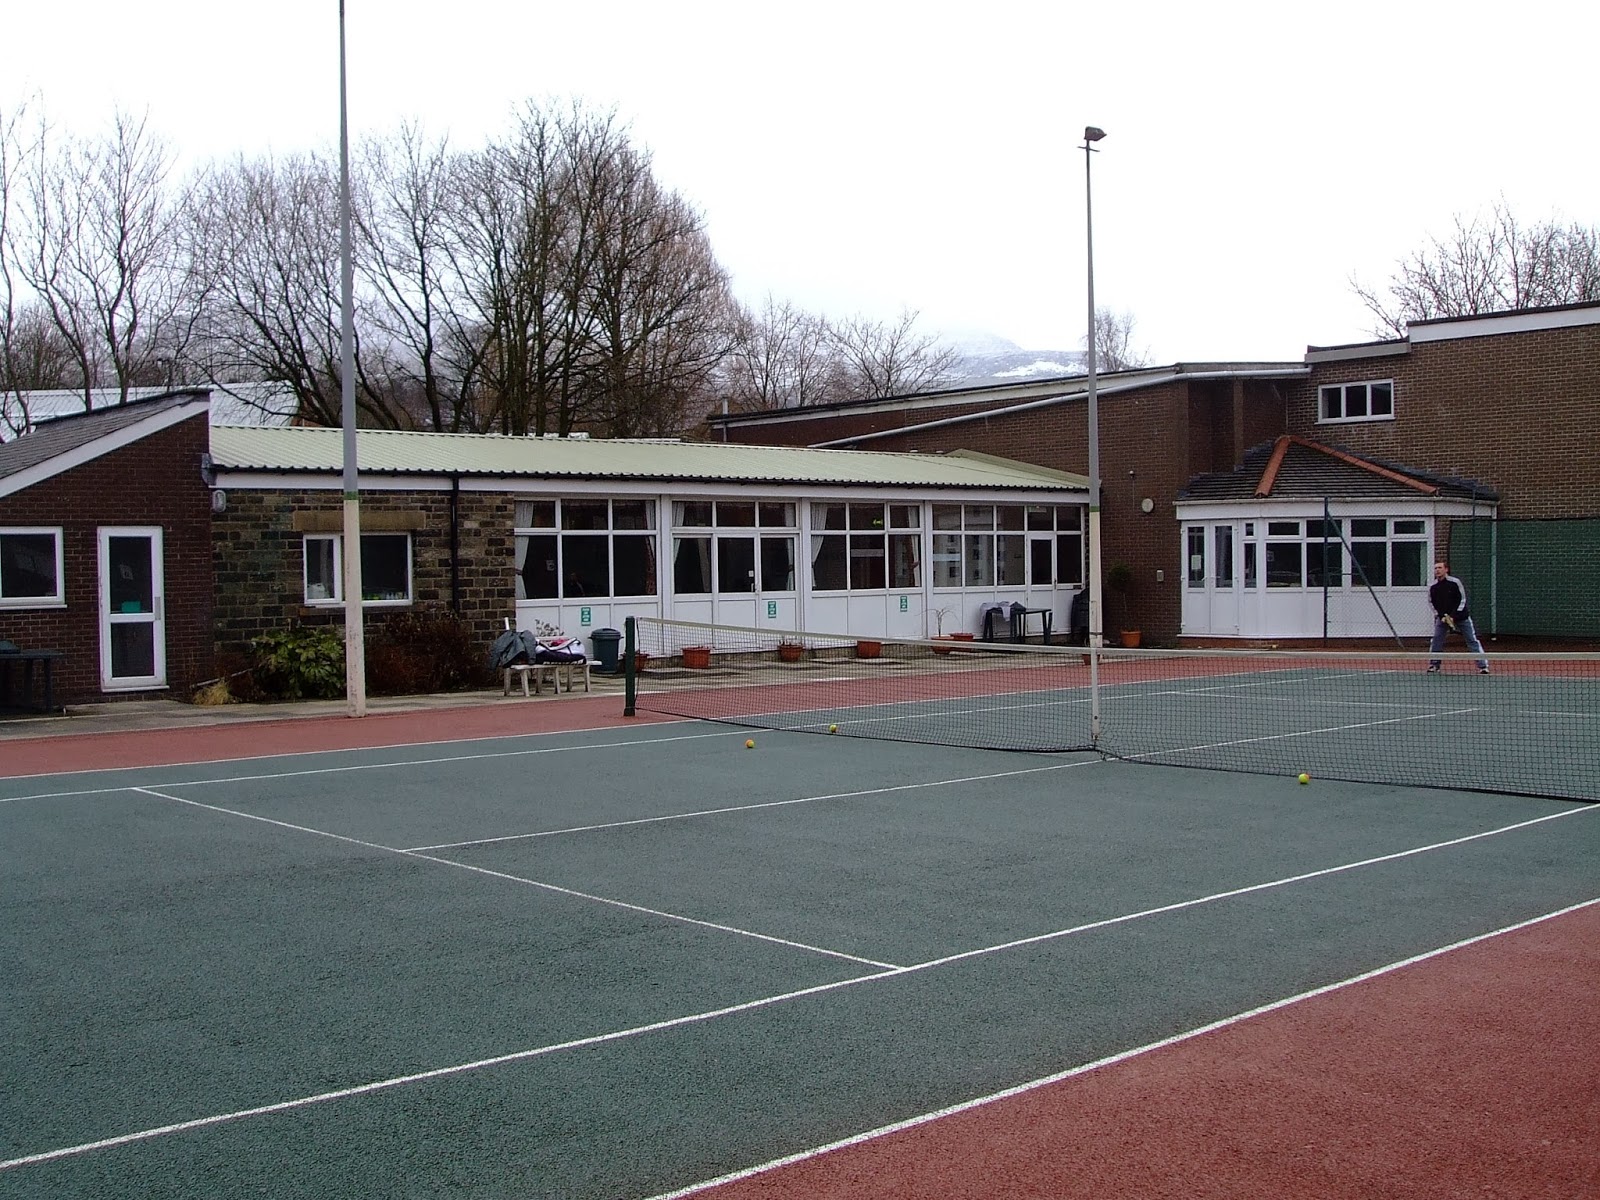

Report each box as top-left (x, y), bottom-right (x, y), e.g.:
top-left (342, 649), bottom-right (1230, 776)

top-left (1451, 518), bottom-right (1600, 638)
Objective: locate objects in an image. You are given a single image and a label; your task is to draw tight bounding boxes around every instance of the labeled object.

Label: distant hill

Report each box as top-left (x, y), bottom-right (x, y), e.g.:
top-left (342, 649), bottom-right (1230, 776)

top-left (948, 348), bottom-right (1086, 387)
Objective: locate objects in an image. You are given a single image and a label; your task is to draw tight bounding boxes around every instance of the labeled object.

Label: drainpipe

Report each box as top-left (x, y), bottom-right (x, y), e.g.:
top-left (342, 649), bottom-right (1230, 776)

top-left (450, 475), bottom-right (461, 612)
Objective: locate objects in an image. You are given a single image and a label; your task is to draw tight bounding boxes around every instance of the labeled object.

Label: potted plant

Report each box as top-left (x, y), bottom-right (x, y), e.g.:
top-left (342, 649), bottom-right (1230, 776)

top-left (777, 638), bottom-right (805, 663)
top-left (633, 650), bottom-right (652, 672)
top-left (1105, 561), bottom-right (1139, 647)
top-left (681, 645), bottom-right (712, 669)
top-left (855, 639), bottom-right (883, 659)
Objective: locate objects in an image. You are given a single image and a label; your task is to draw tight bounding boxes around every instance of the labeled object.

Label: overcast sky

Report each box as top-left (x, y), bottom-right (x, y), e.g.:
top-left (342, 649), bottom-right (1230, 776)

top-left (9, 1), bottom-right (1597, 364)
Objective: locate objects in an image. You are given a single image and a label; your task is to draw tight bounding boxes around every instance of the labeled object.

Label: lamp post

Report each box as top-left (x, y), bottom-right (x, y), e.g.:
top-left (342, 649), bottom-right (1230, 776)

top-left (1082, 125), bottom-right (1105, 743)
top-left (338, 0), bottom-right (366, 716)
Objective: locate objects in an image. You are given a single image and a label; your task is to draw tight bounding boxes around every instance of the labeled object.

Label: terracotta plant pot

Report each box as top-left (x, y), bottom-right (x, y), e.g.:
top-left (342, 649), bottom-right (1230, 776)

top-left (949, 631), bottom-right (976, 641)
top-left (633, 652), bottom-right (652, 672)
top-left (855, 639), bottom-right (883, 659)
top-left (931, 636), bottom-right (955, 656)
top-left (1119, 630), bottom-right (1142, 648)
top-left (777, 642), bottom-right (804, 663)
top-left (681, 645), bottom-right (712, 669)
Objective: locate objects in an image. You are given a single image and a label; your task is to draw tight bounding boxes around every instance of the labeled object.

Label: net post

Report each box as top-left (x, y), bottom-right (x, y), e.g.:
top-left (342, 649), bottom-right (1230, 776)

top-left (622, 617), bottom-right (637, 716)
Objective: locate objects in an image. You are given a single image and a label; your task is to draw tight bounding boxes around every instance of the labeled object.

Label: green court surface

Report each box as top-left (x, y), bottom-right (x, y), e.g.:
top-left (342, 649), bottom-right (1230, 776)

top-left (3, 722), bottom-right (1597, 1198)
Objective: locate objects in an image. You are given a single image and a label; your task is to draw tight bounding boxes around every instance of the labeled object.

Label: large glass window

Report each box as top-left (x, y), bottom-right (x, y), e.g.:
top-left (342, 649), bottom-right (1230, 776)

top-left (304, 533), bottom-right (412, 605)
top-left (666, 498), bottom-right (795, 595)
top-left (923, 503), bottom-right (1082, 590)
top-left (515, 498), bottom-right (658, 600)
top-left (1265, 521), bottom-right (1303, 588)
top-left (0, 528), bottom-right (64, 605)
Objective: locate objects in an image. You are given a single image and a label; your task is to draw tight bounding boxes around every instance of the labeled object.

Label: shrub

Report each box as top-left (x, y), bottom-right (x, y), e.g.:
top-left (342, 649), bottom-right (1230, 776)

top-left (250, 625), bottom-right (346, 701)
top-left (366, 607), bottom-right (486, 695)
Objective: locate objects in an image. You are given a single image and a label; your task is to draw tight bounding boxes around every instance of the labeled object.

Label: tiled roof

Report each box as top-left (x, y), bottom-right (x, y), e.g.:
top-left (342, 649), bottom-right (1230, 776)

top-left (0, 391), bottom-right (207, 481)
top-left (1179, 436), bottom-right (1498, 503)
top-left (208, 425), bottom-right (1088, 492)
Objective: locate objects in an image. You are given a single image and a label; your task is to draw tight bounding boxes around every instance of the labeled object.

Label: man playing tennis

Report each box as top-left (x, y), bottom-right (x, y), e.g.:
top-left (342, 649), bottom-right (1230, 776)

top-left (1427, 561), bottom-right (1489, 674)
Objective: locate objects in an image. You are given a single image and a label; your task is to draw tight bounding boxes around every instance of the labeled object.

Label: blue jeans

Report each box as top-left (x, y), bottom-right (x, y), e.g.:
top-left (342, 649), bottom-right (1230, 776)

top-left (1429, 616), bottom-right (1488, 671)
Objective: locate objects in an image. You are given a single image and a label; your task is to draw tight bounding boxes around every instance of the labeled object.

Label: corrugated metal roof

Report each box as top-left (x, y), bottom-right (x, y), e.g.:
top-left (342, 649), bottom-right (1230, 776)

top-left (208, 425), bottom-right (1087, 491)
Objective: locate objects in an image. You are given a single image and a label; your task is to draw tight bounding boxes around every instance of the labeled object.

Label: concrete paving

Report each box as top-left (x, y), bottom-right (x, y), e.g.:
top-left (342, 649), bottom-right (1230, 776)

top-left (0, 676), bottom-right (627, 740)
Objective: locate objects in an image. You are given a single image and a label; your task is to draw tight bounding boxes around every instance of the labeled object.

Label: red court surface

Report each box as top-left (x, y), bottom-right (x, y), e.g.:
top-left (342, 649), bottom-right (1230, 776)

top-left (678, 902), bottom-right (1600, 1200)
top-left (0, 694), bottom-right (653, 776)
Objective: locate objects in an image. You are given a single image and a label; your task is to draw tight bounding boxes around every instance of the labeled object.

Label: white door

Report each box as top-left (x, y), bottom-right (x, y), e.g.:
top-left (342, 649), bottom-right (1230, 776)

top-left (99, 526), bottom-right (166, 690)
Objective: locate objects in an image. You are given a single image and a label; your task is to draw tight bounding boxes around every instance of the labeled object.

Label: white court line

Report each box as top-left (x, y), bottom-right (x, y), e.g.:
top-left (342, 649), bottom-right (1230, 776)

top-left (1117, 708), bottom-right (1477, 760)
top-left (643, 894), bottom-right (1600, 1200)
top-left (0, 728), bottom-right (741, 802)
top-left (4, 802), bottom-right (1594, 1174)
top-left (403, 758), bottom-right (1105, 853)
top-left (128, 788), bottom-right (896, 970)
top-left (0, 713), bottom-right (702, 785)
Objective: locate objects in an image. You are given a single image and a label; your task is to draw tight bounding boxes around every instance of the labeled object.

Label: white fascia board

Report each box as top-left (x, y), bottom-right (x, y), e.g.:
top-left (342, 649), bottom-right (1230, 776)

top-left (1408, 304), bottom-right (1600, 343)
top-left (1175, 496), bottom-right (1497, 522)
top-left (0, 399), bottom-right (209, 500)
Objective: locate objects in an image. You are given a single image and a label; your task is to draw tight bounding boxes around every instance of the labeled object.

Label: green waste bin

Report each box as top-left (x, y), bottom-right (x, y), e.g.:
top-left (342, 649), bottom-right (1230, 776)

top-left (591, 627), bottom-right (623, 674)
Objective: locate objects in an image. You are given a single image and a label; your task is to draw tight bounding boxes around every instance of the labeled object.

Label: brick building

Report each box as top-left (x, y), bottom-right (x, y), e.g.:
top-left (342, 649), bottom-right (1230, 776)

top-left (713, 302), bottom-right (1600, 643)
top-left (0, 393), bottom-right (217, 706)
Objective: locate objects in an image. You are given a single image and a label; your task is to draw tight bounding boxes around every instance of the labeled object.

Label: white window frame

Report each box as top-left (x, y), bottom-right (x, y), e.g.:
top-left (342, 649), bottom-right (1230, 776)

top-left (1318, 379), bottom-right (1395, 424)
top-left (0, 526), bottom-right (65, 607)
top-left (303, 532), bottom-right (413, 607)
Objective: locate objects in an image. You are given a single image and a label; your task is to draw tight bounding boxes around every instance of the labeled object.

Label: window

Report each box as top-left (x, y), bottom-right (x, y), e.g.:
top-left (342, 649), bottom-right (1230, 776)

top-left (1186, 526), bottom-right (1206, 587)
top-left (928, 503), bottom-right (1083, 589)
top-left (1214, 525), bottom-right (1234, 588)
top-left (0, 528), bottom-right (64, 606)
top-left (1265, 521), bottom-right (1303, 587)
top-left (304, 533), bottom-right (412, 605)
top-left (1319, 380), bottom-right (1394, 423)
top-left (516, 498), bottom-right (659, 599)
top-left (1305, 519), bottom-right (1343, 588)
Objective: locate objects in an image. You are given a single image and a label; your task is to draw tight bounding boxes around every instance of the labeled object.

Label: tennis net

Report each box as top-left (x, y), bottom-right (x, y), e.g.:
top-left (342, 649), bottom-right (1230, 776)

top-left (626, 617), bottom-right (1600, 803)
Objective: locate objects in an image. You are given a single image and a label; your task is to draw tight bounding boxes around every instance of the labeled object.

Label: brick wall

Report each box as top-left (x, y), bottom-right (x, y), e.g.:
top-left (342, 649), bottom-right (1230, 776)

top-left (0, 413), bottom-right (214, 704)
top-left (1292, 324), bottom-right (1600, 519)
top-left (211, 487), bottom-right (519, 663)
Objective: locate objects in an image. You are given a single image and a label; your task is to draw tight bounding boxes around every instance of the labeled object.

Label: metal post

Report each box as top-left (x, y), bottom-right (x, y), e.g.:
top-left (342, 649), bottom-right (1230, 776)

top-left (338, 0), bottom-right (366, 716)
top-left (1083, 126), bottom-right (1106, 745)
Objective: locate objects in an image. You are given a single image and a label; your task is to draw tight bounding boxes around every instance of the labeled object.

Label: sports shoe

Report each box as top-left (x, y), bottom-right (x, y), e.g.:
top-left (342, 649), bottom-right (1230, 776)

top-left (1426, 664), bottom-right (1441, 673)
top-left (1478, 666), bottom-right (1490, 674)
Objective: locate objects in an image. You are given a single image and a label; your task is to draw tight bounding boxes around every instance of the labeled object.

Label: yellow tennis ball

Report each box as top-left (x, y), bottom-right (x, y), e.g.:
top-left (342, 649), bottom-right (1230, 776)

top-left (1297, 772), bottom-right (1311, 785)
top-left (829, 724), bottom-right (838, 734)
top-left (745, 739), bottom-right (755, 749)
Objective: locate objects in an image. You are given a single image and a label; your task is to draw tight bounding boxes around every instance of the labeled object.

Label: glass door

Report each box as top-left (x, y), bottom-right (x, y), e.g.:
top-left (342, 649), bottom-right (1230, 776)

top-left (99, 527), bottom-right (166, 690)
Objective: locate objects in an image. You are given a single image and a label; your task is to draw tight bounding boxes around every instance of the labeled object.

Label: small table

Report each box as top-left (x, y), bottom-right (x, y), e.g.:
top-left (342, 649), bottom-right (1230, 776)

top-left (0, 648), bottom-right (66, 713)
top-left (1011, 607), bottom-right (1053, 644)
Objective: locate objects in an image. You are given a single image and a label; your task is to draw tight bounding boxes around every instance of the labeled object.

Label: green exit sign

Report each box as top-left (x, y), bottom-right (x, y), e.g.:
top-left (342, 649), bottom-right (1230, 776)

top-left (579, 606), bottom-right (592, 626)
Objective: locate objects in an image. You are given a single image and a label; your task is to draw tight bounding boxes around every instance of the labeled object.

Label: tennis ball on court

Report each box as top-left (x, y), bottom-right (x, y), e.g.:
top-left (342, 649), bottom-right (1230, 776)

top-left (829, 724), bottom-right (838, 734)
top-left (745, 739), bottom-right (755, 749)
top-left (1297, 772), bottom-right (1311, 785)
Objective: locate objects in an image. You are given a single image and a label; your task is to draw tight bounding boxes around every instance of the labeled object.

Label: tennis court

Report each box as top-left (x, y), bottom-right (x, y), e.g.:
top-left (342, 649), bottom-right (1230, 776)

top-left (3, 662), bottom-right (1598, 1197)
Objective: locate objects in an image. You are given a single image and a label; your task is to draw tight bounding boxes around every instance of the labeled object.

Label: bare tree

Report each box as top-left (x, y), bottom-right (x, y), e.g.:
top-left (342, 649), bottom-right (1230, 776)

top-left (718, 295), bottom-right (846, 413)
top-left (12, 109), bottom-right (199, 407)
top-left (1352, 201), bottom-right (1600, 337)
top-left (190, 151), bottom-right (403, 428)
top-left (1092, 308), bottom-right (1150, 372)
top-left (583, 139), bottom-right (733, 437)
top-left (356, 124), bottom-right (484, 431)
top-left (828, 309), bottom-right (959, 400)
